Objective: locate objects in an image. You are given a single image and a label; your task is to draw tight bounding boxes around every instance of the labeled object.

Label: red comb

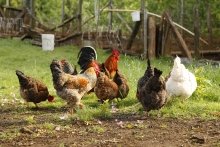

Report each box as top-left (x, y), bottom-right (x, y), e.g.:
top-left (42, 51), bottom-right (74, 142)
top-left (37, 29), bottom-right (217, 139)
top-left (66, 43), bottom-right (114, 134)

top-left (61, 59), bottom-right (66, 63)
top-left (112, 49), bottom-right (120, 56)
top-left (48, 95), bottom-right (54, 102)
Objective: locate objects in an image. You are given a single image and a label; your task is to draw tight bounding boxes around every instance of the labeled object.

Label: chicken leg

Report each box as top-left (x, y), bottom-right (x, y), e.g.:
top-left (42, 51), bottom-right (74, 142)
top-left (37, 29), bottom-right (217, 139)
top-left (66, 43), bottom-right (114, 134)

top-left (70, 107), bottom-right (74, 115)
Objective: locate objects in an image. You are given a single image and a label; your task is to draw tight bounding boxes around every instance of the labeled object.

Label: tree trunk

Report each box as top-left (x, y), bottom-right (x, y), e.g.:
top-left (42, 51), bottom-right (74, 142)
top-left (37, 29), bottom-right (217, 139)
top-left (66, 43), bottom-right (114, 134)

top-left (194, 6), bottom-right (200, 59)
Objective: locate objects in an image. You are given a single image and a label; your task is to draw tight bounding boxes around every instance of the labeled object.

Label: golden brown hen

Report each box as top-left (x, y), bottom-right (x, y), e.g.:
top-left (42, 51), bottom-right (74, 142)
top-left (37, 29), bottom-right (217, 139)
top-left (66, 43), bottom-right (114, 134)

top-left (94, 72), bottom-right (118, 103)
top-left (113, 69), bottom-right (129, 99)
top-left (138, 68), bottom-right (168, 117)
top-left (50, 60), bottom-right (99, 115)
top-left (15, 70), bottom-right (54, 108)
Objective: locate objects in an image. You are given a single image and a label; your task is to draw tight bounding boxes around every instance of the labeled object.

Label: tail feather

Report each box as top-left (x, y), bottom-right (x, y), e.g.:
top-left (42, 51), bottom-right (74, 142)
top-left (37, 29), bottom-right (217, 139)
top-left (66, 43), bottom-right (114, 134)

top-left (72, 65), bottom-right (78, 75)
top-left (77, 46), bottom-right (97, 70)
top-left (154, 68), bottom-right (162, 76)
top-left (147, 59), bottom-right (151, 69)
top-left (50, 60), bottom-right (65, 90)
top-left (62, 61), bottom-right (74, 74)
top-left (16, 70), bottom-right (29, 86)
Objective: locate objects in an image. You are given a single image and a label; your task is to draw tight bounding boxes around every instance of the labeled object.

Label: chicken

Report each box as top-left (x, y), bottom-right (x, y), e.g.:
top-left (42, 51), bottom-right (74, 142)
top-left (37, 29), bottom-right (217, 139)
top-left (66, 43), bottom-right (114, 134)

top-left (104, 49), bottom-right (120, 78)
top-left (15, 70), bottom-right (54, 108)
top-left (165, 56), bottom-right (197, 100)
top-left (94, 72), bottom-right (118, 103)
top-left (77, 46), bottom-right (119, 79)
top-left (60, 59), bottom-right (78, 75)
top-left (50, 59), bottom-right (99, 115)
top-left (138, 68), bottom-right (168, 117)
top-left (136, 59), bottom-right (154, 98)
top-left (77, 46), bottom-right (99, 73)
top-left (113, 69), bottom-right (129, 99)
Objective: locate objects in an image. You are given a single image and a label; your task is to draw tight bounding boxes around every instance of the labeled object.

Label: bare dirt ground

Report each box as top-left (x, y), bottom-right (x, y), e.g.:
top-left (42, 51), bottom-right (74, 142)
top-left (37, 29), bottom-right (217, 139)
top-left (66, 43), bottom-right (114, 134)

top-left (0, 103), bottom-right (220, 147)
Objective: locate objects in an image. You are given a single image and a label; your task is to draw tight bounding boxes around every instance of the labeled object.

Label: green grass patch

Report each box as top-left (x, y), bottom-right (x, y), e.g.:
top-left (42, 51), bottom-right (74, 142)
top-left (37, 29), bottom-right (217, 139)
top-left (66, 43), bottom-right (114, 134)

top-left (0, 38), bottom-right (220, 120)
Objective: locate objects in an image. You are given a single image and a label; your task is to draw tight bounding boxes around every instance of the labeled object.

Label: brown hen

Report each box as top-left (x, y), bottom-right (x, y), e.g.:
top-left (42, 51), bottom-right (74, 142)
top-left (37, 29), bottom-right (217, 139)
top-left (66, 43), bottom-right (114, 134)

top-left (15, 70), bottom-right (54, 108)
top-left (94, 72), bottom-right (118, 103)
top-left (113, 69), bottom-right (129, 99)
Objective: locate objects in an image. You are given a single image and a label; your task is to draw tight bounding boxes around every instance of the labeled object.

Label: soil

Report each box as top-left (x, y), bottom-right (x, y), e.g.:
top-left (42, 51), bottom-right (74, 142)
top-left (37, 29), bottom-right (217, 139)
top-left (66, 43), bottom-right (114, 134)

top-left (0, 103), bottom-right (219, 147)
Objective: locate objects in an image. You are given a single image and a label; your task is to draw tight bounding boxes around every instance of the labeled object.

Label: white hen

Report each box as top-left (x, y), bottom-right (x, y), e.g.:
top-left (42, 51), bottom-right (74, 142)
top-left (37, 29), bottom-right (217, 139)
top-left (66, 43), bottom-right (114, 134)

top-left (166, 56), bottom-right (197, 99)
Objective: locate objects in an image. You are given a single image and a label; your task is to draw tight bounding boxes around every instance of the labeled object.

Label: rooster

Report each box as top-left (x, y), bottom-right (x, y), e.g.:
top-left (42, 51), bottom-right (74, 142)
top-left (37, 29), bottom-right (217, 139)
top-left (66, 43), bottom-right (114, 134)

top-left (103, 49), bottom-right (120, 78)
top-left (136, 59), bottom-right (154, 98)
top-left (138, 68), bottom-right (168, 117)
top-left (77, 46), bottom-right (120, 79)
top-left (113, 69), bottom-right (129, 99)
top-left (15, 70), bottom-right (54, 108)
top-left (50, 60), bottom-right (99, 115)
top-left (94, 72), bottom-right (118, 103)
top-left (165, 56), bottom-right (197, 100)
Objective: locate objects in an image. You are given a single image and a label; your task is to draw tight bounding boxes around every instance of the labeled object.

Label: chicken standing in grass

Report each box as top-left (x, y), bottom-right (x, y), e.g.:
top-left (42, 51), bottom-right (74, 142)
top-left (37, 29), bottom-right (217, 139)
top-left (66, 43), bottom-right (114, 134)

top-left (94, 72), bottom-right (118, 103)
top-left (136, 59), bottom-right (154, 99)
top-left (138, 68), bottom-right (168, 117)
top-left (50, 60), bottom-right (99, 115)
top-left (15, 70), bottom-right (54, 108)
top-left (165, 56), bottom-right (197, 100)
top-left (113, 69), bottom-right (129, 99)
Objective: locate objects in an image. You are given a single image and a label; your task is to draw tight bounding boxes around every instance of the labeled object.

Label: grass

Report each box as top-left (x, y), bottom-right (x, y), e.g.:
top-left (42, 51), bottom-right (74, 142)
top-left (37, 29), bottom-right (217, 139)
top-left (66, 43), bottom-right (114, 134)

top-left (0, 38), bottom-right (220, 120)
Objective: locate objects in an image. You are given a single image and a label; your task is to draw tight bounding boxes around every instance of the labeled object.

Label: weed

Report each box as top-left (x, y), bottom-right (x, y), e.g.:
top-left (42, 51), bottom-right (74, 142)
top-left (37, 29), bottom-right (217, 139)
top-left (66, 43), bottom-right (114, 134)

top-left (88, 125), bottom-right (105, 133)
top-left (24, 115), bottom-right (36, 125)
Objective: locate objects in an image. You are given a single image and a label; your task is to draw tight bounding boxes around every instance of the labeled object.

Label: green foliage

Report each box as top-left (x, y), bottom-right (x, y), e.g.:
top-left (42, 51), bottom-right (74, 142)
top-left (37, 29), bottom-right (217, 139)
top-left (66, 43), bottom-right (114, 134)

top-left (24, 115), bottom-right (36, 124)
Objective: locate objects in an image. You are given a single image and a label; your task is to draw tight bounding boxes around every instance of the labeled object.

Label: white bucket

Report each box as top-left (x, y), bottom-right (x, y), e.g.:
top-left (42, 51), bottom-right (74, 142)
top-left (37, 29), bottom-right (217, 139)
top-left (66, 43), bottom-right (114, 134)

top-left (131, 11), bottom-right (140, 22)
top-left (42, 34), bottom-right (54, 51)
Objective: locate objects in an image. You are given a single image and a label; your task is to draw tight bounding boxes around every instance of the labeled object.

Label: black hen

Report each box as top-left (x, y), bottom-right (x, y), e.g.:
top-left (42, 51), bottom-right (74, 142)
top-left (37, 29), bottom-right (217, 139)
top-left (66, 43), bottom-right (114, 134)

top-left (138, 68), bottom-right (168, 117)
top-left (136, 59), bottom-right (154, 98)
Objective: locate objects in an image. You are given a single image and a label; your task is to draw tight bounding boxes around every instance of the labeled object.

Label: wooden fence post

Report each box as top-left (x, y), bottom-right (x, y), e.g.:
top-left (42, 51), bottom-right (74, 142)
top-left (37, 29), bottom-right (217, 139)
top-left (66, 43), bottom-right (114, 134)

top-left (95, 0), bottom-right (100, 48)
top-left (108, 0), bottom-right (112, 31)
top-left (180, 0), bottom-right (184, 36)
top-left (148, 16), bottom-right (156, 58)
top-left (61, 0), bottom-right (65, 36)
top-left (207, 5), bottom-right (212, 50)
top-left (194, 6), bottom-right (200, 59)
top-left (26, 0), bottom-right (35, 29)
top-left (143, 8), bottom-right (148, 59)
top-left (77, 0), bottom-right (83, 48)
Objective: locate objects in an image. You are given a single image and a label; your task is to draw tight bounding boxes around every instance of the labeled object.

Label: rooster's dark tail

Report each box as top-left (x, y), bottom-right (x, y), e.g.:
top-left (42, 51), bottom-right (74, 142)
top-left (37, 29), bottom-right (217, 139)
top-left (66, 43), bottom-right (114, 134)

top-left (77, 46), bottom-right (97, 71)
top-left (154, 68), bottom-right (163, 77)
